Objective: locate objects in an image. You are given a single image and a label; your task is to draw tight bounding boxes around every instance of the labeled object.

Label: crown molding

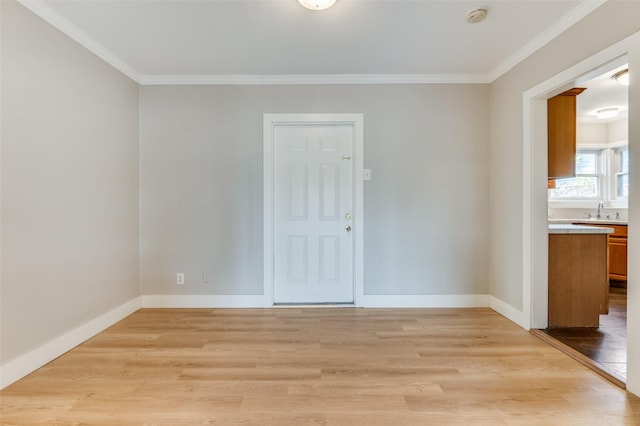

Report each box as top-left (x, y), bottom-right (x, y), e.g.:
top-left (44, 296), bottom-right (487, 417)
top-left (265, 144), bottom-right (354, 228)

top-left (17, 0), bottom-right (142, 83)
top-left (18, 0), bottom-right (606, 87)
top-left (486, 0), bottom-right (607, 82)
top-left (138, 74), bottom-right (490, 85)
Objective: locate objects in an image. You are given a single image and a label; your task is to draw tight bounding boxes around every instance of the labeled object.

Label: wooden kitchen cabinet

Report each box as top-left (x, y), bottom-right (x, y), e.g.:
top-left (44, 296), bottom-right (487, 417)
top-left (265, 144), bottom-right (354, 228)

top-left (548, 88), bottom-right (586, 179)
top-left (610, 237), bottom-right (628, 281)
top-left (574, 223), bottom-right (627, 281)
top-left (548, 232), bottom-right (609, 327)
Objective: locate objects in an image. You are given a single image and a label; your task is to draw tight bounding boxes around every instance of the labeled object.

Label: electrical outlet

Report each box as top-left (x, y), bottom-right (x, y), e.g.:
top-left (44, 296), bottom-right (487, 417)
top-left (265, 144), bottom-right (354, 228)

top-left (202, 272), bottom-right (209, 283)
top-left (177, 273), bottom-right (184, 285)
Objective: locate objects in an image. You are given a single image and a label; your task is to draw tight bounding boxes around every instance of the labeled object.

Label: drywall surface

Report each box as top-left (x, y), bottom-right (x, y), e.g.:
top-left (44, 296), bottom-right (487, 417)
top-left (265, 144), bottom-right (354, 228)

top-left (609, 117), bottom-right (629, 143)
top-left (489, 0), bottom-right (640, 395)
top-left (0, 0), bottom-right (139, 364)
top-left (489, 0), bottom-right (640, 311)
top-left (577, 122), bottom-right (609, 146)
top-left (140, 84), bottom-right (490, 296)
top-left (575, 119), bottom-right (628, 146)
top-left (625, 30), bottom-right (640, 398)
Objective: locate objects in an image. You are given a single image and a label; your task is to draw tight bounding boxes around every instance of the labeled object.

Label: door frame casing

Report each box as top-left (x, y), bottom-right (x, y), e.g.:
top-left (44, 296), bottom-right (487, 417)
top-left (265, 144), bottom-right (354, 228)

top-left (522, 33), bottom-right (637, 330)
top-left (263, 113), bottom-right (364, 307)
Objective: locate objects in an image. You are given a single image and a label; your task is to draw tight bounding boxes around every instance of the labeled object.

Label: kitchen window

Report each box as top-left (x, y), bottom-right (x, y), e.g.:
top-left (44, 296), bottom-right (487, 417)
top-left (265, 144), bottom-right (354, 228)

top-left (549, 145), bottom-right (629, 206)
top-left (615, 147), bottom-right (629, 198)
top-left (549, 150), bottom-right (601, 199)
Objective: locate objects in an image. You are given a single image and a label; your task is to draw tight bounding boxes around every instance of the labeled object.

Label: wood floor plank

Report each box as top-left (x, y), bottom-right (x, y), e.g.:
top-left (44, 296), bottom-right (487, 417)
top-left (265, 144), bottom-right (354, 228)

top-left (540, 287), bottom-right (628, 381)
top-left (1, 307), bottom-right (639, 425)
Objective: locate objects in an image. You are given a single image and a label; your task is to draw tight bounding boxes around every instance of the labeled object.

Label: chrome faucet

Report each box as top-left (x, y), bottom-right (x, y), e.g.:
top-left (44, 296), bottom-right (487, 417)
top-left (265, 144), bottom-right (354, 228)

top-left (597, 201), bottom-right (604, 219)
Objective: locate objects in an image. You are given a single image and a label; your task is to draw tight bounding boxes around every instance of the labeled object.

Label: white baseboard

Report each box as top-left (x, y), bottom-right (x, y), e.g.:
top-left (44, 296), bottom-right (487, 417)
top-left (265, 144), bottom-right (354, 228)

top-left (489, 296), bottom-right (528, 329)
top-left (0, 297), bottom-right (141, 390)
top-left (141, 294), bottom-right (265, 308)
top-left (141, 294), bottom-right (490, 309)
top-left (359, 294), bottom-right (489, 308)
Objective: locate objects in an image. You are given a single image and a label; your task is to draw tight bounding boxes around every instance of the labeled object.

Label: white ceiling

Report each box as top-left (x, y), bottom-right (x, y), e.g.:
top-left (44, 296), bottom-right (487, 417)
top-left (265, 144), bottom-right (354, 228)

top-left (576, 64), bottom-right (629, 124)
top-left (20, 0), bottom-right (627, 121)
top-left (21, 0), bottom-right (606, 84)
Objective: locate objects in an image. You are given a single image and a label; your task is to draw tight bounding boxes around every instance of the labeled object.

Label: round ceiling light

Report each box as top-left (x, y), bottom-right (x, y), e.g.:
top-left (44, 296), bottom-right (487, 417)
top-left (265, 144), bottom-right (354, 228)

top-left (298, 0), bottom-right (337, 11)
top-left (612, 69), bottom-right (629, 86)
top-left (596, 107), bottom-right (620, 119)
top-left (466, 8), bottom-right (487, 23)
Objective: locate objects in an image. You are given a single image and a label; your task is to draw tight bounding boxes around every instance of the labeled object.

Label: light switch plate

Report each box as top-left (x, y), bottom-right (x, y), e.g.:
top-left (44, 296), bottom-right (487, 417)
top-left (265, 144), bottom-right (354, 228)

top-left (363, 169), bottom-right (372, 181)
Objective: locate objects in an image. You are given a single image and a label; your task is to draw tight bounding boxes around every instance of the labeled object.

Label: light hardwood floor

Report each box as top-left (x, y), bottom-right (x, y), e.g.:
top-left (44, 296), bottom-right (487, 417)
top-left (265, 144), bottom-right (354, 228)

top-left (1, 308), bottom-right (639, 425)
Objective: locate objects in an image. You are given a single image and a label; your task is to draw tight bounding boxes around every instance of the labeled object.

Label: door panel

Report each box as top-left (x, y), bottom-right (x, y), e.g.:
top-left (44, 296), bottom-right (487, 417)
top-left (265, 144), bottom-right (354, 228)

top-left (274, 124), bottom-right (354, 304)
top-left (288, 164), bottom-right (308, 220)
top-left (319, 236), bottom-right (339, 282)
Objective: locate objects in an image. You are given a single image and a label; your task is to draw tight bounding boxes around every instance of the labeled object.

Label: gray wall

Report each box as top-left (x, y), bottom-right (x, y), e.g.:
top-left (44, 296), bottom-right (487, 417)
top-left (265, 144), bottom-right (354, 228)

top-left (627, 31), bottom-right (640, 397)
top-left (140, 84), bottom-right (490, 296)
top-left (488, 0), bottom-right (640, 393)
top-left (489, 0), bottom-right (640, 310)
top-left (0, 0), bottom-right (140, 364)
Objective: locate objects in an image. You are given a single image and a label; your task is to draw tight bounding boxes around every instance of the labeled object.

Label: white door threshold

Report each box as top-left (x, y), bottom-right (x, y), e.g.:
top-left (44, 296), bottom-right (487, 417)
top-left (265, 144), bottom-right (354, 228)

top-left (273, 303), bottom-right (356, 308)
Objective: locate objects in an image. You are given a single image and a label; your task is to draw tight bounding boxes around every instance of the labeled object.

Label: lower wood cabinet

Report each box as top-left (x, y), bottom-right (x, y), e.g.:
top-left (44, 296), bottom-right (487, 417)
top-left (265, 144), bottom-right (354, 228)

top-left (548, 233), bottom-right (609, 328)
top-left (574, 223), bottom-right (627, 282)
top-left (609, 230), bottom-right (628, 281)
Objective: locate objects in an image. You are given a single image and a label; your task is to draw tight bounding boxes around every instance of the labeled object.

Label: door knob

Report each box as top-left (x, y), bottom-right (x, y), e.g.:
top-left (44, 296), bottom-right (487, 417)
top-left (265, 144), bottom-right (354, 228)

top-left (345, 225), bottom-right (352, 232)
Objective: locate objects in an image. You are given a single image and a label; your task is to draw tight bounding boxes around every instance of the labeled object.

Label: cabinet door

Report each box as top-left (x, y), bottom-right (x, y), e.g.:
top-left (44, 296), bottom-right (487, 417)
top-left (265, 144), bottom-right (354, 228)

top-left (609, 237), bottom-right (628, 281)
top-left (548, 233), bottom-right (608, 327)
top-left (547, 88), bottom-right (585, 179)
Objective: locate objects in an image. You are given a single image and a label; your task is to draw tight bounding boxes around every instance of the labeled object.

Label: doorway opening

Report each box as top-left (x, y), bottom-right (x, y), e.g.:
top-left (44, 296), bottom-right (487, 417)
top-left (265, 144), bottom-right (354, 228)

top-left (541, 61), bottom-right (629, 384)
top-left (523, 45), bottom-right (633, 387)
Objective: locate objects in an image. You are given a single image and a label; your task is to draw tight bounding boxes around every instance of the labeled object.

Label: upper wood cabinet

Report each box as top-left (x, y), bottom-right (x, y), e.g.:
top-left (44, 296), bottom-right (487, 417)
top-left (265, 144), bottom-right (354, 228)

top-left (547, 88), bottom-right (586, 179)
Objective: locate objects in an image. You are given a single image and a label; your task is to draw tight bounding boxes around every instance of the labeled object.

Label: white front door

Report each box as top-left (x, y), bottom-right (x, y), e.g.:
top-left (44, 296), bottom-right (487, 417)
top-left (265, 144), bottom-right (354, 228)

top-left (273, 124), bottom-right (354, 304)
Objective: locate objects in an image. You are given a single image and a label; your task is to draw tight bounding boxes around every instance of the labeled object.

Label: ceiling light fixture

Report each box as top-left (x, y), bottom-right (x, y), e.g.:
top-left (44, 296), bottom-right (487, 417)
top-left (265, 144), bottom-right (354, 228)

top-left (466, 8), bottom-right (487, 23)
top-left (596, 107), bottom-right (620, 119)
top-left (298, 0), bottom-right (336, 11)
top-left (612, 69), bottom-right (629, 86)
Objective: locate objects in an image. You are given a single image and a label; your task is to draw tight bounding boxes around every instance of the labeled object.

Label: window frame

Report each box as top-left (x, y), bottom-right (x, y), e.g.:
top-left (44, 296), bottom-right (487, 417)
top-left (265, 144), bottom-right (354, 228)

top-left (614, 147), bottom-right (629, 201)
top-left (548, 143), bottom-right (629, 209)
top-left (548, 149), bottom-right (602, 201)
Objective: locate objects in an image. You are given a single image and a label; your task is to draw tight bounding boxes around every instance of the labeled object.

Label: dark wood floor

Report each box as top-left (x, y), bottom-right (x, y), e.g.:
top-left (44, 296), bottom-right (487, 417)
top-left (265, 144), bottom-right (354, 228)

top-left (542, 286), bottom-right (627, 380)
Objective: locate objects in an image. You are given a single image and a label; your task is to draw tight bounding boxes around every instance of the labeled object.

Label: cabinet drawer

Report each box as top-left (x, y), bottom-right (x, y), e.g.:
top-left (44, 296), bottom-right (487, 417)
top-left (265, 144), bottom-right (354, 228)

top-left (609, 225), bottom-right (628, 236)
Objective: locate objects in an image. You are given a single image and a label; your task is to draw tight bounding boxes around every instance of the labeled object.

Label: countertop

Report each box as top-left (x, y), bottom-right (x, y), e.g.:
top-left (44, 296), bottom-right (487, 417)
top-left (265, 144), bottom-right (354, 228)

top-left (548, 224), bottom-right (614, 234)
top-left (548, 218), bottom-right (628, 225)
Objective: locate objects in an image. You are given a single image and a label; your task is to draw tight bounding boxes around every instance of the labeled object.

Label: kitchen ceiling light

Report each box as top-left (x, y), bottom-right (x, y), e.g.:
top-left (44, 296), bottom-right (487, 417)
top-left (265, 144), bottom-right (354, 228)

top-left (466, 8), bottom-right (487, 23)
top-left (298, 0), bottom-right (336, 10)
top-left (596, 107), bottom-right (620, 119)
top-left (612, 69), bottom-right (629, 86)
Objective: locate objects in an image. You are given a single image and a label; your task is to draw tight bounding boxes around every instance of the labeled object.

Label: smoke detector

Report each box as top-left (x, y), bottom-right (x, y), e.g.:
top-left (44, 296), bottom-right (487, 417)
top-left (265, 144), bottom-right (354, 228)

top-left (466, 8), bottom-right (487, 23)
